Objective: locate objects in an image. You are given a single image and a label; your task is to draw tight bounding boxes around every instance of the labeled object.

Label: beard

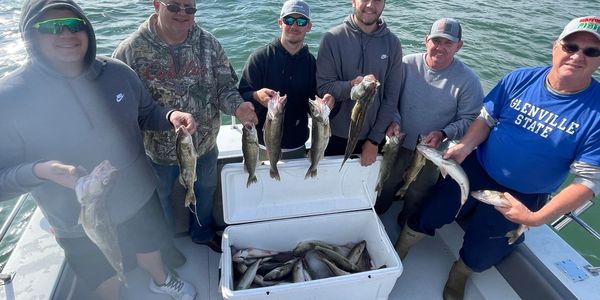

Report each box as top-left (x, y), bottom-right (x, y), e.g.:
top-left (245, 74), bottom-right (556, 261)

top-left (354, 9), bottom-right (382, 26)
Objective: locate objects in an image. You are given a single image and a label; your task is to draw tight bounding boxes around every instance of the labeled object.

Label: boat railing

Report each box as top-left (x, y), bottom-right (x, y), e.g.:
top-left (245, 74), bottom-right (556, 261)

top-left (0, 194), bottom-right (28, 246)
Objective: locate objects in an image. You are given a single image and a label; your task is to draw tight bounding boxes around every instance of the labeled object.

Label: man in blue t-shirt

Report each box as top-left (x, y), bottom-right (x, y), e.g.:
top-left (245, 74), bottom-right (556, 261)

top-left (396, 16), bottom-right (600, 300)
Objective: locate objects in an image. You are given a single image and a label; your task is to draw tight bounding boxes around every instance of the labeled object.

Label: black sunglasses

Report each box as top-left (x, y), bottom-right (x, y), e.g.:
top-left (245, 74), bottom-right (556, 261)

top-left (32, 18), bottom-right (87, 35)
top-left (282, 16), bottom-right (309, 27)
top-left (559, 41), bottom-right (600, 58)
top-left (158, 0), bottom-right (197, 15)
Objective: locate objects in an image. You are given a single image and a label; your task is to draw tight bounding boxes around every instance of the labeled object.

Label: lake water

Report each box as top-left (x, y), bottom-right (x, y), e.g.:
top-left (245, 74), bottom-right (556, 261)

top-left (1, 0), bottom-right (599, 269)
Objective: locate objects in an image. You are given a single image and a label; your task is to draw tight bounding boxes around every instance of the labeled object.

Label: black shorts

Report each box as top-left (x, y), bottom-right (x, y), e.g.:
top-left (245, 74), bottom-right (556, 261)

top-left (56, 192), bottom-right (169, 290)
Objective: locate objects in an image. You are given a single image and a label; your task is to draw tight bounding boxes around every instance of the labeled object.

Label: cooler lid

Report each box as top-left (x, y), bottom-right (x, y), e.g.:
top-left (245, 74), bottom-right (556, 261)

top-left (221, 156), bottom-right (381, 225)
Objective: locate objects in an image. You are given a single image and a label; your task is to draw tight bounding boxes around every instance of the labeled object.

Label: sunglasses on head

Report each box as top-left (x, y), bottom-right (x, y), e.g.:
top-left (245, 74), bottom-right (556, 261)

top-left (32, 17), bottom-right (87, 35)
top-left (158, 0), bottom-right (197, 15)
top-left (559, 41), bottom-right (600, 58)
top-left (282, 16), bottom-right (309, 27)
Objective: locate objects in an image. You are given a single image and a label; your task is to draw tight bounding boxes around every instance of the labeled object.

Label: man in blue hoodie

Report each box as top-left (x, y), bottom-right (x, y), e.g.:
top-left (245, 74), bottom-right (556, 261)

top-left (0, 1), bottom-right (197, 299)
top-left (316, 0), bottom-right (403, 166)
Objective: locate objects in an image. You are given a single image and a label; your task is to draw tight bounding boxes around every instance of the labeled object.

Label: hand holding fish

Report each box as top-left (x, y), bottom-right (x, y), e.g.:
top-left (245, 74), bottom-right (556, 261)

top-left (33, 160), bottom-right (87, 190)
top-left (349, 75), bottom-right (363, 88)
top-left (361, 140), bottom-right (378, 166)
top-left (494, 193), bottom-right (539, 226)
top-left (322, 93), bottom-right (336, 111)
top-left (169, 110), bottom-right (197, 134)
top-left (420, 130), bottom-right (445, 148)
top-left (386, 122), bottom-right (401, 138)
top-left (235, 101), bottom-right (259, 125)
top-left (253, 88), bottom-right (277, 107)
top-left (441, 142), bottom-right (472, 164)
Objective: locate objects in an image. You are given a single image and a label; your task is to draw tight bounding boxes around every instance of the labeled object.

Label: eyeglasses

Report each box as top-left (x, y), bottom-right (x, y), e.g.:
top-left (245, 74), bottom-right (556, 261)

top-left (282, 16), bottom-right (309, 27)
top-left (32, 18), bottom-right (87, 35)
top-left (559, 41), bottom-right (600, 58)
top-left (158, 1), bottom-right (197, 15)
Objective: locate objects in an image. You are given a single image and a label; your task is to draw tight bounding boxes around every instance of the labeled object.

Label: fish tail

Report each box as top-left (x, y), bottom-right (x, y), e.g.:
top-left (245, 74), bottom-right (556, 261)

top-left (270, 166), bottom-right (280, 181)
top-left (505, 229), bottom-right (521, 245)
top-left (184, 189), bottom-right (196, 207)
top-left (305, 167), bottom-right (317, 179)
top-left (246, 175), bottom-right (257, 188)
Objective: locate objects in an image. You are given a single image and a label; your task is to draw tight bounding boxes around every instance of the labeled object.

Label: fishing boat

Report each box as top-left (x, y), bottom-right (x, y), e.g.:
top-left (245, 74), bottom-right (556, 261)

top-left (1, 119), bottom-right (599, 300)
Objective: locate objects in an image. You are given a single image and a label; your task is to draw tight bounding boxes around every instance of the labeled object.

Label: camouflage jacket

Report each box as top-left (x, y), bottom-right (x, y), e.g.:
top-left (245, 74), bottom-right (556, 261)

top-left (113, 14), bottom-right (243, 164)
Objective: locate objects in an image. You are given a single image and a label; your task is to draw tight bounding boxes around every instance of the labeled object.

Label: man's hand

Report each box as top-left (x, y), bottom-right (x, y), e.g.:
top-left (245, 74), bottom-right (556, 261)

top-left (322, 93), bottom-right (336, 111)
top-left (169, 111), bottom-right (197, 134)
top-left (33, 160), bottom-right (87, 190)
top-left (360, 140), bottom-right (378, 166)
top-left (235, 102), bottom-right (259, 125)
top-left (253, 88), bottom-right (277, 108)
top-left (349, 76), bottom-right (364, 87)
top-left (421, 130), bottom-right (444, 148)
top-left (386, 122), bottom-right (401, 137)
top-left (442, 143), bottom-right (472, 163)
top-left (495, 192), bottom-right (540, 227)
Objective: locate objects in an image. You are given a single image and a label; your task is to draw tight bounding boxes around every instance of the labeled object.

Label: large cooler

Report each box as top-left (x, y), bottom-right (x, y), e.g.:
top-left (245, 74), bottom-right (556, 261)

top-left (219, 156), bottom-right (403, 300)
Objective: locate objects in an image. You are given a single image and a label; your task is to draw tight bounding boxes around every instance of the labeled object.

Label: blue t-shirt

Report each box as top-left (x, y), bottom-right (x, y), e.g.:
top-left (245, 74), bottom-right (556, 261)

top-left (478, 66), bottom-right (600, 194)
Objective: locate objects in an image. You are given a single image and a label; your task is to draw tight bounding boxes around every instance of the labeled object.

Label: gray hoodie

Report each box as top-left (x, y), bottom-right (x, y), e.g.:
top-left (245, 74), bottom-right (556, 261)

top-left (0, 0), bottom-right (172, 238)
top-left (316, 15), bottom-right (403, 143)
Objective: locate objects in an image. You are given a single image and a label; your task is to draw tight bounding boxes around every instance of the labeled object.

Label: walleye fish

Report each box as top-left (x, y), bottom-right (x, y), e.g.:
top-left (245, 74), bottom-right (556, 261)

top-left (242, 123), bottom-right (259, 187)
top-left (305, 96), bottom-right (331, 179)
top-left (263, 92), bottom-right (287, 180)
top-left (395, 149), bottom-right (427, 198)
top-left (471, 190), bottom-right (530, 245)
top-left (75, 160), bottom-right (126, 284)
top-left (341, 75), bottom-right (380, 170)
top-left (415, 144), bottom-right (469, 207)
top-left (176, 125), bottom-right (197, 207)
top-left (376, 133), bottom-right (406, 192)
top-left (236, 258), bottom-right (262, 290)
top-left (232, 248), bottom-right (279, 263)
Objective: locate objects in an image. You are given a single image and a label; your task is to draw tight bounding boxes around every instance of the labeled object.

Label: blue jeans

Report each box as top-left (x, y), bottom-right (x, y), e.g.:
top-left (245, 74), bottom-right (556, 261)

top-left (151, 146), bottom-right (218, 243)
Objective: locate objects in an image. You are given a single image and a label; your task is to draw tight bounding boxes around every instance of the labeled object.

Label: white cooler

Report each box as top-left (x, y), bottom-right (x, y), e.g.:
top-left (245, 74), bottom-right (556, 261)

top-left (219, 156), bottom-right (403, 300)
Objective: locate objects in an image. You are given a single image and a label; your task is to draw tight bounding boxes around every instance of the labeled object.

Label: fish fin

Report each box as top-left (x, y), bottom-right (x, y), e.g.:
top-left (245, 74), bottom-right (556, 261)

top-left (178, 174), bottom-right (185, 186)
top-left (246, 175), bottom-right (257, 188)
top-left (78, 207), bottom-right (84, 224)
top-left (184, 189), bottom-right (196, 207)
top-left (505, 228), bottom-right (524, 245)
top-left (270, 167), bottom-right (281, 181)
top-left (439, 167), bottom-right (448, 178)
top-left (305, 168), bottom-right (317, 179)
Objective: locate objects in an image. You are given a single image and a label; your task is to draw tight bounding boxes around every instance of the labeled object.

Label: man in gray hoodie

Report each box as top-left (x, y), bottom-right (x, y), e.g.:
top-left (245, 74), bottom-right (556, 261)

top-left (0, 0), bottom-right (196, 299)
top-left (316, 0), bottom-right (403, 167)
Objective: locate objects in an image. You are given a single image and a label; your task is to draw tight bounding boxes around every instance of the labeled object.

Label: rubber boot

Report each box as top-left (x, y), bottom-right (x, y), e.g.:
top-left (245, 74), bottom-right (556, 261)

top-left (443, 258), bottom-right (472, 300)
top-left (394, 225), bottom-right (425, 260)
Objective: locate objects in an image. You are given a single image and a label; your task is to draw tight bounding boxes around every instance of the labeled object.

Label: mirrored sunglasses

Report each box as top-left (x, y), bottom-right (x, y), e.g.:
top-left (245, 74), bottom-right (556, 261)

top-left (32, 17), bottom-right (87, 35)
top-left (560, 41), bottom-right (600, 58)
top-left (282, 16), bottom-right (309, 27)
top-left (158, 0), bottom-right (197, 15)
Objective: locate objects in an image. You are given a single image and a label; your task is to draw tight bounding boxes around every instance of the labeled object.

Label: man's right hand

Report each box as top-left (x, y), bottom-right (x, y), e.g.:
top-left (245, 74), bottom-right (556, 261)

top-left (386, 122), bottom-right (401, 137)
top-left (349, 76), bottom-right (364, 87)
top-left (442, 143), bottom-right (472, 164)
top-left (253, 88), bottom-right (276, 107)
top-left (33, 160), bottom-right (87, 190)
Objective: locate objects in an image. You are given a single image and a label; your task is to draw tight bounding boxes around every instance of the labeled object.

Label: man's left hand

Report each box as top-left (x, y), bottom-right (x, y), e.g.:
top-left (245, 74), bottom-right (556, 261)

top-left (235, 102), bottom-right (259, 125)
top-left (322, 93), bottom-right (336, 111)
top-left (169, 111), bottom-right (196, 134)
top-left (495, 192), bottom-right (540, 226)
top-left (360, 140), bottom-right (378, 166)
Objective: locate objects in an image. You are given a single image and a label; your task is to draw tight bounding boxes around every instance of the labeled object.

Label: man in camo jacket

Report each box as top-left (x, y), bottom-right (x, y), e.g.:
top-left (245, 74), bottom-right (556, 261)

top-left (113, 0), bottom-right (258, 254)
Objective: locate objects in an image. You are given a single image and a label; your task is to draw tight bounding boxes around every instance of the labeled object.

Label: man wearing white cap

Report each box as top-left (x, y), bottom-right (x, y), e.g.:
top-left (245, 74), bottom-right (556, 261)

top-left (396, 16), bottom-right (600, 300)
top-left (376, 18), bottom-right (483, 227)
top-left (239, 0), bottom-right (334, 160)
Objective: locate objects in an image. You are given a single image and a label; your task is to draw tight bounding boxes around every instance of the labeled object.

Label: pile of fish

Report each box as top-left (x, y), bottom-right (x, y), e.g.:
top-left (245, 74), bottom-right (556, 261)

top-left (263, 92), bottom-right (287, 181)
top-left (305, 96), bottom-right (331, 179)
top-left (341, 75), bottom-right (380, 170)
top-left (231, 240), bottom-right (378, 290)
top-left (75, 160), bottom-right (126, 284)
top-left (471, 190), bottom-right (530, 244)
top-left (176, 125), bottom-right (197, 207)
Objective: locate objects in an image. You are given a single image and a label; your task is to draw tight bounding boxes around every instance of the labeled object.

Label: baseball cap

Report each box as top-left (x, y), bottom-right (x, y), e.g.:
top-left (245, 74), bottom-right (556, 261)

top-left (558, 16), bottom-right (600, 41)
top-left (280, 0), bottom-right (311, 20)
top-left (428, 18), bottom-right (462, 42)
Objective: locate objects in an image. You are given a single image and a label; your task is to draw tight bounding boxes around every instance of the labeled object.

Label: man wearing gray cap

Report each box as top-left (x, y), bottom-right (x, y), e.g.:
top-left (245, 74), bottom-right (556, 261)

top-left (239, 0), bottom-right (334, 160)
top-left (396, 16), bottom-right (600, 300)
top-left (316, 0), bottom-right (403, 167)
top-left (376, 18), bottom-right (483, 228)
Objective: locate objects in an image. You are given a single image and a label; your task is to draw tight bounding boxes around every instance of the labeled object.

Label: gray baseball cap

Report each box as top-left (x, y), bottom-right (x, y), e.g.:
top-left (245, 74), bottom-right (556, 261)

top-left (558, 16), bottom-right (600, 41)
top-left (280, 0), bottom-right (311, 20)
top-left (429, 18), bottom-right (462, 42)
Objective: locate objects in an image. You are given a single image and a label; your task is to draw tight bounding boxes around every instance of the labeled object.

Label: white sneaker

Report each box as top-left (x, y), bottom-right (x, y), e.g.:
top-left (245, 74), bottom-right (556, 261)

top-left (149, 272), bottom-right (197, 300)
